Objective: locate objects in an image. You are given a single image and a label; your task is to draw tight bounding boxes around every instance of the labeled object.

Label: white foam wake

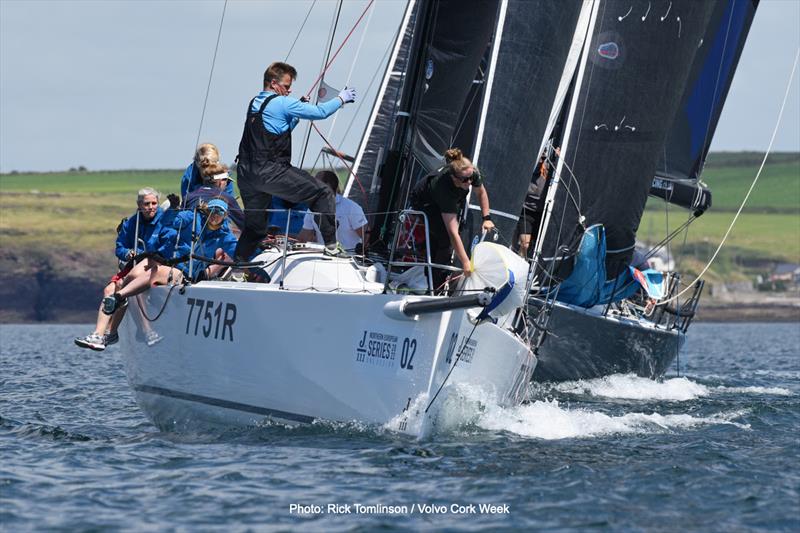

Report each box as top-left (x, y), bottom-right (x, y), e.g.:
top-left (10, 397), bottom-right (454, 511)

top-left (428, 384), bottom-right (750, 440)
top-left (552, 374), bottom-right (711, 401)
top-left (476, 400), bottom-right (749, 440)
top-left (715, 385), bottom-right (793, 396)
top-left (549, 374), bottom-right (794, 401)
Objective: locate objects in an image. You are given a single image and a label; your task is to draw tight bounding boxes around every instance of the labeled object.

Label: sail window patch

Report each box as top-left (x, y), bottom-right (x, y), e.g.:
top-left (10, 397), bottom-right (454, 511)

top-left (597, 42), bottom-right (620, 60)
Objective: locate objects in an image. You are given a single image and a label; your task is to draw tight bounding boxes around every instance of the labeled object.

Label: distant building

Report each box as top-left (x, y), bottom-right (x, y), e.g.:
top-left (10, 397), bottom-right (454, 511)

top-left (769, 263), bottom-right (800, 285)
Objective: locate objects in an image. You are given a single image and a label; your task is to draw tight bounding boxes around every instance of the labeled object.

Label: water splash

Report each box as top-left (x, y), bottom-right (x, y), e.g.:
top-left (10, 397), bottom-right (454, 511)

top-left (544, 374), bottom-right (793, 402)
top-left (423, 383), bottom-right (750, 441)
top-left (552, 374), bottom-right (712, 401)
top-left (715, 385), bottom-right (793, 396)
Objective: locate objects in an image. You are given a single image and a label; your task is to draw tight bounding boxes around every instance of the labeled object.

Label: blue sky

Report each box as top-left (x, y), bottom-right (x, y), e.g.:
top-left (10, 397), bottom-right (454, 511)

top-left (1, 0), bottom-right (798, 173)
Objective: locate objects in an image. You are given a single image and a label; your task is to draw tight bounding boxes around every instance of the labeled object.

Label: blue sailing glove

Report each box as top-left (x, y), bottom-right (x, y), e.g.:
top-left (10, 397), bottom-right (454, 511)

top-left (338, 86), bottom-right (356, 104)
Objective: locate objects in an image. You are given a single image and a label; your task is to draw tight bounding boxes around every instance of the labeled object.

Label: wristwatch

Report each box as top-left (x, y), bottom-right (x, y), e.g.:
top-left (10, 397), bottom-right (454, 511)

top-left (482, 215), bottom-right (492, 222)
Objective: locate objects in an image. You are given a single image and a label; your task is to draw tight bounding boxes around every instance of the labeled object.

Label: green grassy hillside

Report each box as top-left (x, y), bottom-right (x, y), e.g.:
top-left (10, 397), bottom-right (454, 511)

top-left (698, 152), bottom-right (799, 213)
top-left (642, 152), bottom-right (799, 272)
top-left (0, 154), bottom-right (797, 276)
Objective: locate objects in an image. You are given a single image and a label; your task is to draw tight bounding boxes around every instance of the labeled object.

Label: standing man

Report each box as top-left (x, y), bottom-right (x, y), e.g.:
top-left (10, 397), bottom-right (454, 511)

top-left (234, 61), bottom-right (356, 261)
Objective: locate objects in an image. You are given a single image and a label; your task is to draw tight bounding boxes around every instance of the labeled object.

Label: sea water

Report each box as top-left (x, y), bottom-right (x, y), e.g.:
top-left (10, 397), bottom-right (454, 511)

top-left (1, 323), bottom-right (798, 531)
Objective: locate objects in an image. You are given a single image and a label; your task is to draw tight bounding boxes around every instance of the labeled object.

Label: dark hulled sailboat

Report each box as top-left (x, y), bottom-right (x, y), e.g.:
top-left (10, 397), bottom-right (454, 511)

top-left (529, 0), bottom-right (759, 382)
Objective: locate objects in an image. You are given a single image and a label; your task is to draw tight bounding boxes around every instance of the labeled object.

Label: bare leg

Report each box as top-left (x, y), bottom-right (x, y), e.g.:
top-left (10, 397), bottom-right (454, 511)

top-left (206, 248), bottom-right (232, 279)
top-left (91, 282), bottom-right (119, 335)
top-left (518, 233), bottom-right (531, 259)
top-left (118, 261), bottom-right (181, 299)
top-left (107, 305), bottom-right (127, 334)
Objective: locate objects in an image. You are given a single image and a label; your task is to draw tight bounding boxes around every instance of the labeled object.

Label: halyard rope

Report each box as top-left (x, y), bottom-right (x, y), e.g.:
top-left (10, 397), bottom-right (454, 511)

top-left (656, 48), bottom-right (800, 307)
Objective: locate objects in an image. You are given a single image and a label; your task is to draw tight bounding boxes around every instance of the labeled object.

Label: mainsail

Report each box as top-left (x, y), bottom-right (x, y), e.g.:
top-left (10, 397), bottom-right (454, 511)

top-left (466, 0), bottom-right (589, 243)
top-left (536, 0), bottom-right (717, 283)
top-left (650, 0), bottom-right (759, 214)
top-left (349, 0), bottom-right (590, 253)
top-left (347, 0), bottom-right (499, 245)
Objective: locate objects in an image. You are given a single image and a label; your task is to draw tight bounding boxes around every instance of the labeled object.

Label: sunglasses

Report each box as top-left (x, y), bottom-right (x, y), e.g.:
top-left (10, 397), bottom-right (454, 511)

top-left (209, 207), bottom-right (227, 216)
top-left (454, 170), bottom-right (477, 183)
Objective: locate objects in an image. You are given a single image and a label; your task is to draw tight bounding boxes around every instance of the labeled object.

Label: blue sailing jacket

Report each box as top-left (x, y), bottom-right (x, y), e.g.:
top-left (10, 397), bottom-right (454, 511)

top-left (173, 210), bottom-right (238, 280)
top-left (180, 162), bottom-right (235, 201)
top-left (250, 91), bottom-right (342, 134)
top-left (115, 208), bottom-right (176, 262)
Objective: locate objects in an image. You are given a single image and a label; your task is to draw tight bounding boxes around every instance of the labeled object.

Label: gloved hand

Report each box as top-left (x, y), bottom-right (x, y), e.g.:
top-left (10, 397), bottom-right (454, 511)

top-left (299, 95), bottom-right (310, 103)
top-left (167, 193), bottom-right (180, 209)
top-left (338, 86), bottom-right (356, 104)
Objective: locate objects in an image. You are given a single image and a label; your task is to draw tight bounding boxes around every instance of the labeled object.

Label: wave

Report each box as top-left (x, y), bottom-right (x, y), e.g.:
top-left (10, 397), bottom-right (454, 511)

top-left (715, 385), bottom-right (793, 396)
top-left (550, 374), bottom-right (711, 401)
top-left (426, 384), bottom-right (749, 440)
top-left (542, 374), bottom-right (794, 402)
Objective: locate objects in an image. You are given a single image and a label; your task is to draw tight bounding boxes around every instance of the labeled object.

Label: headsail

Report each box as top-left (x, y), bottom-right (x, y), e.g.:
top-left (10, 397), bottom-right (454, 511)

top-left (536, 0), bottom-right (717, 283)
top-left (650, 0), bottom-right (759, 214)
top-left (345, 0), bottom-right (418, 214)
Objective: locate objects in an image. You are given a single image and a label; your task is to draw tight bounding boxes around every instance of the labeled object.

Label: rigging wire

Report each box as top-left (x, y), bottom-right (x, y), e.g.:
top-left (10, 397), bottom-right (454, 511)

top-left (335, 36), bottom-right (394, 148)
top-left (284, 0), bottom-right (318, 62)
top-left (312, 123), bottom-right (367, 199)
top-left (326, 0), bottom-right (376, 139)
top-left (303, 0), bottom-right (377, 100)
top-left (656, 47), bottom-right (800, 308)
top-left (193, 0), bottom-right (228, 153)
top-left (299, 0), bottom-right (343, 170)
top-left (424, 320), bottom-right (480, 414)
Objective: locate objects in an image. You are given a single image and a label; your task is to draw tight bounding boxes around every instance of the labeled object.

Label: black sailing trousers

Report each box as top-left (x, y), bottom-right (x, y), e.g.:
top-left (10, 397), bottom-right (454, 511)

top-left (235, 159), bottom-right (336, 261)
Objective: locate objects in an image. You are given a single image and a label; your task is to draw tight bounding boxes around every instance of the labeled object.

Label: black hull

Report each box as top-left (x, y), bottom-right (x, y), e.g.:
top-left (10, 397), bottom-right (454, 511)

top-left (530, 300), bottom-right (685, 383)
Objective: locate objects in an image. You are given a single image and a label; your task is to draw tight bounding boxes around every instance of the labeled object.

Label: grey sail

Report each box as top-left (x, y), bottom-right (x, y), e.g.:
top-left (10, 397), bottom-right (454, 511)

top-left (650, 0), bottom-right (759, 215)
top-left (466, 0), bottom-right (588, 244)
top-left (347, 0), bottom-right (500, 247)
top-left (345, 0), bottom-right (418, 214)
top-left (537, 0), bottom-right (717, 280)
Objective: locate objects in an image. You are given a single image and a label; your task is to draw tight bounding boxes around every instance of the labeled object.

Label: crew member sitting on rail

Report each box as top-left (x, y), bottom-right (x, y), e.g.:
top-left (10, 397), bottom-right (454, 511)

top-left (179, 143), bottom-right (234, 206)
top-left (233, 61), bottom-right (356, 262)
top-left (410, 148), bottom-right (495, 285)
top-left (299, 170), bottom-right (367, 252)
top-left (74, 188), bottom-right (176, 351)
top-left (172, 198), bottom-right (238, 283)
top-left (100, 199), bottom-right (238, 316)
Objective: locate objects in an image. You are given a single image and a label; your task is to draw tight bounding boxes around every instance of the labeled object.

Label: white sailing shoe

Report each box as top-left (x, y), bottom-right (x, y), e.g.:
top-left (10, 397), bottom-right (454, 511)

top-left (74, 333), bottom-right (106, 351)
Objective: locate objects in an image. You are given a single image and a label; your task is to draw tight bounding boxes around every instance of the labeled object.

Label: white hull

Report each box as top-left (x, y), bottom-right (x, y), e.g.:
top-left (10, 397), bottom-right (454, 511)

top-left (121, 253), bottom-right (534, 438)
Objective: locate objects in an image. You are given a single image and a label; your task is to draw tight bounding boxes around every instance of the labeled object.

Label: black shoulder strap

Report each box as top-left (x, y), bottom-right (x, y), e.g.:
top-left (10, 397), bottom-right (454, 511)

top-left (247, 94), bottom-right (280, 116)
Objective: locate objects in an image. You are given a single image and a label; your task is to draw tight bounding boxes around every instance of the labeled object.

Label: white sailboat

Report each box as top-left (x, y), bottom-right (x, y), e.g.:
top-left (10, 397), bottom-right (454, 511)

top-left (122, 242), bottom-right (533, 437)
top-left (120, 0), bottom-right (538, 438)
